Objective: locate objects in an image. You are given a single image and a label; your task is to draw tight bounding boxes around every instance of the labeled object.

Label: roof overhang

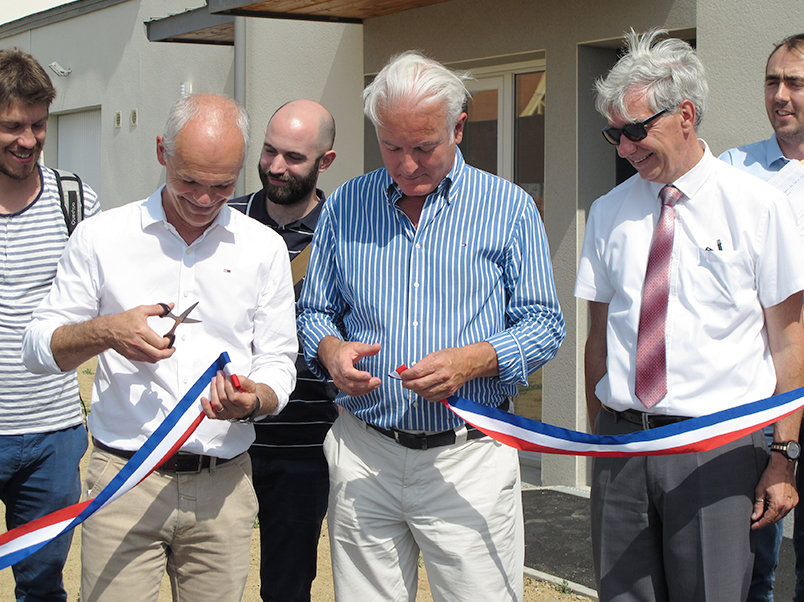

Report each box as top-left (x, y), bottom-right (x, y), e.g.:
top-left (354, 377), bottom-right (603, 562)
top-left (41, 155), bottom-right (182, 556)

top-left (146, 0), bottom-right (452, 44)
top-left (207, 0), bottom-right (451, 23)
top-left (145, 6), bottom-right (235, 45)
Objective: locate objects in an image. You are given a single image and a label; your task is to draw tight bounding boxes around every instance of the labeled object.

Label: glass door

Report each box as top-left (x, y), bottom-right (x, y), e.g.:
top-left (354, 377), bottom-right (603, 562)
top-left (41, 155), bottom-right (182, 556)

top-left (458, 64), bottom-right (546, 423)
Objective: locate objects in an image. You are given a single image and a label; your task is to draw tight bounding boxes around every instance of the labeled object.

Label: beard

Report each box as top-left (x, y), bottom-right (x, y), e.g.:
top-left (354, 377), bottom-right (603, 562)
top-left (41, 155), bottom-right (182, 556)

top-left (0, 143), bottom-right (42, 181)
top-left (258, 158), bottom-right (320, 206)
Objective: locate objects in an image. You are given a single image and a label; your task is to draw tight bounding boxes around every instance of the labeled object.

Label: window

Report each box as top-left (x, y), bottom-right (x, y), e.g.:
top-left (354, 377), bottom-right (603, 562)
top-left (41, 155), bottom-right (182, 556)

top-left (460, 59), bottom-right (546, 220)
top-left (459, 59), bottom-right (546, 422)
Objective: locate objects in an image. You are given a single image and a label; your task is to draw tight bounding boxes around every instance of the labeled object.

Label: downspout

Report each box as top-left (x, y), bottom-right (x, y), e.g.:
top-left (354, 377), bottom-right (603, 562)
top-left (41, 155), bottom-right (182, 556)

top-left (234, 16), bottom-right (247, 198)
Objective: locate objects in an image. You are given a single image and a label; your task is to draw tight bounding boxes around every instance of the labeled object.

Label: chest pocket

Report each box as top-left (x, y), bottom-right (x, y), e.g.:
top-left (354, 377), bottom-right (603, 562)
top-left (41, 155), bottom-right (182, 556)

top-left (692, 248), bottom-right (754, 310)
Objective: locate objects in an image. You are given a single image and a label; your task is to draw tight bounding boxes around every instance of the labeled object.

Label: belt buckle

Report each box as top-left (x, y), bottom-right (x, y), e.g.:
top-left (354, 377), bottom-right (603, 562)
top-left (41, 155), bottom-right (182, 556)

top-left (641, 412), bottom-right (651, 430)
top-left (177, 452), bottom-right (204, 474)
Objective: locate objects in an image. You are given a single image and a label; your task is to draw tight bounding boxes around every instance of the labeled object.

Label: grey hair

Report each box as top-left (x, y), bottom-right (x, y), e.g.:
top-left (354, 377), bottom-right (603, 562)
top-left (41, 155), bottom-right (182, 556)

top-left (595, 29), bottom-right (709, 129)
top-left (363, 51), bottom-right (472, 135)
top-left (162, 93), bottom-right (251, 159)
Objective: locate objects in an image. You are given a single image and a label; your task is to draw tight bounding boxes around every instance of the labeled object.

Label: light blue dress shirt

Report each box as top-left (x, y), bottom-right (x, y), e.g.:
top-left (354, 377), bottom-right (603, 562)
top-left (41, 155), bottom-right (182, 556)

top-left (298, 149), bottom-right (565, 431)
top-left (719, 133), bottom-right (790, 180)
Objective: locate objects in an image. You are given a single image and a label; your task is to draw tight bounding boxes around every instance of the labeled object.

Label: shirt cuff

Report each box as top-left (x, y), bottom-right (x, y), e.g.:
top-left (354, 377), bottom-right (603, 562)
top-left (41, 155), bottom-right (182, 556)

top-left (299, 322), bottom-right (344, 381)
top-left (486, 331), bottom-right (528, 386)
top-left (21, 322), bottom-right (64, 374)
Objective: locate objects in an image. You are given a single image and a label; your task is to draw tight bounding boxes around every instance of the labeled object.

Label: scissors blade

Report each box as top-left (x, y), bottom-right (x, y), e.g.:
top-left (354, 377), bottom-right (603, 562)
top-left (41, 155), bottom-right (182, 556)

top-left (175, 302), bottom-right (200, 324)
top-left (158, 302), bottom-right (201, 324)
top-left (162, 302), bottom-right (200, 348)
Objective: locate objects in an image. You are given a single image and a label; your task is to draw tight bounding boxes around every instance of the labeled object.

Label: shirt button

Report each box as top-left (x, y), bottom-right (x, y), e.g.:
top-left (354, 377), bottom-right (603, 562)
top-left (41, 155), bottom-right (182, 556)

top-left (185, 249), bottom-right (192, 255)
top-left (183, 377), bottom-right (188, 384)
top-left (413, 282), bottom-right (419, 288)
top-left (183, 291), bottom-right (189, 297)
top-left (415, 244), bottom-right (421, 249)
top-left (412, 321), bottom-right (419, 327)
top-left (412, 401), bottom-right (419, 408)
top-left (181, 334), bottom-right (187, 341)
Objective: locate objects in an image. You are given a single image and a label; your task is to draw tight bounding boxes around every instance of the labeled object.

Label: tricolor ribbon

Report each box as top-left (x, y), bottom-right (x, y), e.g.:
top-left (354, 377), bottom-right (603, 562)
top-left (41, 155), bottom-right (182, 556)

top-left (391, 365), bottom-right (804, 456)
top-left (0, 352), bottom-right (235, 571)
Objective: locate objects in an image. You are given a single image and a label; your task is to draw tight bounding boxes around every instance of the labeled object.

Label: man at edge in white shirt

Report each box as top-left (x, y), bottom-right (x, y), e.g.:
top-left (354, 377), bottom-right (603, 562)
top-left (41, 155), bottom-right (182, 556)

top-left (22, 93), bottom-right (297, 602)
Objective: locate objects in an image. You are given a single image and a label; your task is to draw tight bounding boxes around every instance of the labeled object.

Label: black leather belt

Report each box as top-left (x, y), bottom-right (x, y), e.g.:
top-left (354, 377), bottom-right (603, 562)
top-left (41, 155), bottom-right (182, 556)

top-left (93, 439), bottom-right (233, 473)
top-left (367, 422), bottom-right (486, 449)
top-left (602, 405), bottom-right (691, 430)
top-left (365, 398), bottom-right (509, 450)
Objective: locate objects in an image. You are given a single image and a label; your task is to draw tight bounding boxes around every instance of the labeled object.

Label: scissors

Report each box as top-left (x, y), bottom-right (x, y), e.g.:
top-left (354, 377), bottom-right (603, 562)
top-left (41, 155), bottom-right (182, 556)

top-left (158, 302), bottom-right (201, 348)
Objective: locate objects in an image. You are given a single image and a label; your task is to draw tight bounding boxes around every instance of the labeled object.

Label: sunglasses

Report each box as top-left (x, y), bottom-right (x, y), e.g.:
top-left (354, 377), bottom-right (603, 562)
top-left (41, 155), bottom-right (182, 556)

top-left (601, 109), bottom-right (668, 145)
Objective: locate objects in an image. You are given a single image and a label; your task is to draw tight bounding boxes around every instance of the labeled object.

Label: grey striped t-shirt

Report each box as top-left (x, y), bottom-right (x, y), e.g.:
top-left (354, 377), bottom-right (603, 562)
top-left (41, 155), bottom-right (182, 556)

top-left (0, 165), bottom-right (99, 434)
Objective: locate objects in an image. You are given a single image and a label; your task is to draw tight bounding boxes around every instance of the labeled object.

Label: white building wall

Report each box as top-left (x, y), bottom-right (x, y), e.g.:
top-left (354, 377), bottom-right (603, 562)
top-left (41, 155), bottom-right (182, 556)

top-left (1, 0), bottom-right (234, 209)
top-left (5, 0), bottom-right (800, 489)
top-left (697, 0), bottom-right (804, 155)
top-left (239, 17), bottom-right (364, 198)
top-left (0, 0), bottom-right (365, 209)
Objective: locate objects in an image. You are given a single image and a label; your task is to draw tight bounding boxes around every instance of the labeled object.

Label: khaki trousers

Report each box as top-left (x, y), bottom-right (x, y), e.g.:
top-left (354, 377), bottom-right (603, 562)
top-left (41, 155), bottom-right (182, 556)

top-left (325, 410), bottom-right (524, 602)
top-left (81, 448), bottom-right (258, 602)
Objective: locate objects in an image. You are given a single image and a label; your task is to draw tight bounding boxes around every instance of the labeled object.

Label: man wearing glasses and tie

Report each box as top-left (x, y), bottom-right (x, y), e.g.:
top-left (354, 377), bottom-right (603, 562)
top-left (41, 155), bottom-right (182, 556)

top-left (576, 30), bottom-right (804, 602)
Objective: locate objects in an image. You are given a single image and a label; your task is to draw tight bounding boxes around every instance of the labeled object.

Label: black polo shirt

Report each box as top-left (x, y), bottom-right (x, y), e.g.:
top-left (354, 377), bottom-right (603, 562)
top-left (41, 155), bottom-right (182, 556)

top-left (229, 189), bottom-right (338, 458)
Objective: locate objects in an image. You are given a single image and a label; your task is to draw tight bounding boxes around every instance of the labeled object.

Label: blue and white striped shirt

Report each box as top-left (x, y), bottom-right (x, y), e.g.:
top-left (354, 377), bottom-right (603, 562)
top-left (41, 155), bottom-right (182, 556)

top-left (298, 149), bottom-right (565, 431)
top-left (1, 165), bottom-right (99, 434)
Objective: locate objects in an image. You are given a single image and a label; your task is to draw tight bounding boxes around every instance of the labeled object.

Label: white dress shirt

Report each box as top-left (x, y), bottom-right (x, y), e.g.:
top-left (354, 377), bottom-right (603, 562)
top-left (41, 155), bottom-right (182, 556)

top-left (575, 143), bottom-right (804, 417)
top-left (23, 187), bottom-right (297, 457)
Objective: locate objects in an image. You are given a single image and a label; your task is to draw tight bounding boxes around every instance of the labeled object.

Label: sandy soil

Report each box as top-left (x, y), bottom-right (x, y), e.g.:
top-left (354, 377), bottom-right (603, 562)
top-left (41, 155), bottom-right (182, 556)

top-left (1, 514), bottom-right (593, 602)
top-left (0, 362), bottom-right (594, 602)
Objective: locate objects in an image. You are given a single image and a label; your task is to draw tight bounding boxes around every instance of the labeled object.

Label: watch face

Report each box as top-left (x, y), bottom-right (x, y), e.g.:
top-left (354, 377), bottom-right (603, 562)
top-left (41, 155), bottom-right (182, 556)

top-left (789, 441), bottom-right (801, 460)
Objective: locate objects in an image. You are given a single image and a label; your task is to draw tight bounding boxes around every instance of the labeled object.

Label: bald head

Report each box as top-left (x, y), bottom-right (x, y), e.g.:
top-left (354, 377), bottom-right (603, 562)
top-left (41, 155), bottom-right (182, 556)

top-left (268, 99), bottom-right (336, 156)
top-left (157, 94), bottom-right (251, 244)
top-left (162, 93), bottom-right (251, 166)
top-left (258, 99), bottom-right (337, 212)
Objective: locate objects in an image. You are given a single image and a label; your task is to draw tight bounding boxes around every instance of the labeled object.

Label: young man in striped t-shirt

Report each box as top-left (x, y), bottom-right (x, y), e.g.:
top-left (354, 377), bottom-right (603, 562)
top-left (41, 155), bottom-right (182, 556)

top-left (229, 99), bottom-right (338, 602)
top-left (0, 48), bottom-right (99, 601)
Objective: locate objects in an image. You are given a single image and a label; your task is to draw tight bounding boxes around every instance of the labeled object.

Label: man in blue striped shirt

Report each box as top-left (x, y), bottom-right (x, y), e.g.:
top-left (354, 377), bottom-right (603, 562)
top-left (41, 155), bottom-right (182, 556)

top-left (298, 51), bottom-right (565, 601)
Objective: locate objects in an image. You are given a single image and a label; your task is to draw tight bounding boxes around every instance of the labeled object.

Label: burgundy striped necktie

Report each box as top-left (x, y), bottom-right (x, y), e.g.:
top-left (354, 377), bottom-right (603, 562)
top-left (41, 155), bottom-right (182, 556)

top-left (634, 184), bottom-right (683, 408)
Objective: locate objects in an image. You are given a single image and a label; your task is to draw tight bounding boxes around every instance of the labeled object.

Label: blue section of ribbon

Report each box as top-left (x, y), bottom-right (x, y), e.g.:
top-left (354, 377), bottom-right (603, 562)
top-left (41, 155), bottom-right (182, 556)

top-left (447, 384), bottom-right (804, 447)
top-left (0, 353), bottom-right (229, 570)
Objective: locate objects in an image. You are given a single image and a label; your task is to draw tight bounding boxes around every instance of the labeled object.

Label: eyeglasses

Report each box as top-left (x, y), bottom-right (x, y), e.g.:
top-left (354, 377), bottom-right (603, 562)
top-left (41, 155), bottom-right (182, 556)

top-left (601, 109), bottom-right (668, 145)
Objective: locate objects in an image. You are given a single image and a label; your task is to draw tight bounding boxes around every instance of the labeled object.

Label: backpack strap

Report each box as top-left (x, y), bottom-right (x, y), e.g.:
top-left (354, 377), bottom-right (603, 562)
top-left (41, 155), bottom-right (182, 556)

top-left (291, 244), bottom-right (312, 286)
top-left (53, 168), bottom-right (85, 236)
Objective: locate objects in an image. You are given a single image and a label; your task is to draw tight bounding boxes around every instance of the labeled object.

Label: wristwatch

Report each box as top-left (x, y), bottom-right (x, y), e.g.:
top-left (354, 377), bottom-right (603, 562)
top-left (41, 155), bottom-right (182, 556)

top-left (228, 395), bottom-right (262, 424)
top-left (770, 440), bottom-right (801, 461)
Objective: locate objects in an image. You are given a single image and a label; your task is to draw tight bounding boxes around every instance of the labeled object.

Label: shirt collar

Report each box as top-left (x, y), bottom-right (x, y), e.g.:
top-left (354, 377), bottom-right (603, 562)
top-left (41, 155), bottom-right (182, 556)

top-left (141, 185), bottom-right (236, 241)
top-left (662, 139), bottom-right (714, 202)
top-left (765, 133), bottom-right (790, 170)
top-left (246, 189), bottom-right (326, 233)
top-left (298, 190), bottom-right (326, 232)
top-left (385, 147), bottom-right (464, 206)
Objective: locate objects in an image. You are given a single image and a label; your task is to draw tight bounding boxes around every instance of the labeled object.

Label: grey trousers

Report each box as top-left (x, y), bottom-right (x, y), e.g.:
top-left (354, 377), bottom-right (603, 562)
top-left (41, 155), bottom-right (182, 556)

top-left (591, 409), bottom-right (768, 602)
